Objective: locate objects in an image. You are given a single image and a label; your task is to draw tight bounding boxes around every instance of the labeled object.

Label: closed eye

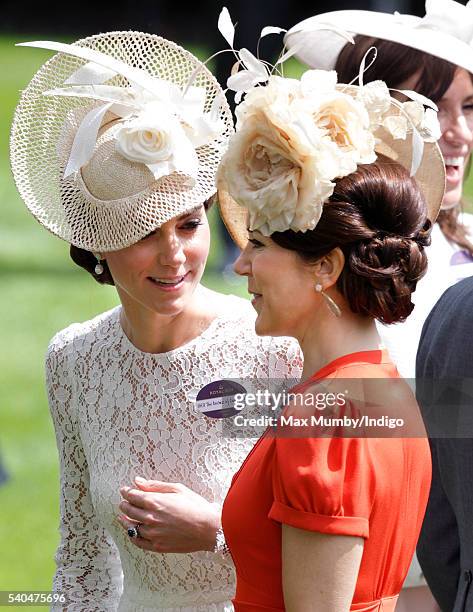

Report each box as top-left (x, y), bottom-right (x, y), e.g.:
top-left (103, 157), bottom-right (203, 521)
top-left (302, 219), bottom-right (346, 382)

top-left (140, 229), bottom-right (157, 241)
top-left (180, 219), bottom-right (203, 231)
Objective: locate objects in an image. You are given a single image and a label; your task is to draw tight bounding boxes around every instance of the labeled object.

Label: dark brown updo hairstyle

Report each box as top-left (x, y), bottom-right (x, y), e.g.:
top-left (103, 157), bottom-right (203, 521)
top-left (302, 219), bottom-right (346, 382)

top-left (271, 156), bottom-right (431, 325)
top-left (69, 194), bottom-right (216, 285)
top-left (335, 35), bottom-right (473, 256)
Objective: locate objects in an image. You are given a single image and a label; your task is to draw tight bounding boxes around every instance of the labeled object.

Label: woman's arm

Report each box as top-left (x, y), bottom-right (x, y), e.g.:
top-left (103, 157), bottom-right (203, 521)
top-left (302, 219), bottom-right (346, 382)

top-left (46, 332), bottom-right (122, 610)
top-left (282, 525), bottom-right (364, 612)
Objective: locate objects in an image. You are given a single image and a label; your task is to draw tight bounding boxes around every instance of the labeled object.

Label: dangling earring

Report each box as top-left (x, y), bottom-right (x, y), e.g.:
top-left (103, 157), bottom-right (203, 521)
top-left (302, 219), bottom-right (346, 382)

top-left (94, 256), bottom-right (104, 275)
top-left (315, 282), bottom-right (341, 318)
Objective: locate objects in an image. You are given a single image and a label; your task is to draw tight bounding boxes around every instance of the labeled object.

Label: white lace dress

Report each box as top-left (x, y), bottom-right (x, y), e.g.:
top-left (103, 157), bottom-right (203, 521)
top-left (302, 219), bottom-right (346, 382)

top-left (45, 293), bottom-right (302, 611)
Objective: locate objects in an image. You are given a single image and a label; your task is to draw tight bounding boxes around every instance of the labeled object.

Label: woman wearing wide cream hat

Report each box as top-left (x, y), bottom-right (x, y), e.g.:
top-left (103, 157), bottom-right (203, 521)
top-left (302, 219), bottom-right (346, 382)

top-left (215, 41), bottom-right (445, 609)
top-left (10, 31), bottom-right (302, 611)
top-left (286, 1), bottom-right (473, 609)
top-left (285, 0), bottom-right (473, 380)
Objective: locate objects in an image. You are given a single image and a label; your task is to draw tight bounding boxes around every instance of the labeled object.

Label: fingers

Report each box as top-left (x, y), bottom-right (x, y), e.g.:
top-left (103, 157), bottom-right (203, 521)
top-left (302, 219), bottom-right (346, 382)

top-left (120, 487), bottom-right (158, 510)
top-left (119, 500), bottom-right (156, 525)
top-left (117, 515), bottom-right (164, 551)
top-left (134, 477), bottom-right (182, 493)
top-left (131, 537), bottom-right (157, 552)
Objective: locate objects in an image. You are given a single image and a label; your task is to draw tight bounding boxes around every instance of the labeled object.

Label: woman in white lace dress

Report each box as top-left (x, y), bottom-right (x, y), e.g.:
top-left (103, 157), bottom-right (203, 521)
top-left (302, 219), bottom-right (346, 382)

top-left (10, 32), bottom-right (301, 611)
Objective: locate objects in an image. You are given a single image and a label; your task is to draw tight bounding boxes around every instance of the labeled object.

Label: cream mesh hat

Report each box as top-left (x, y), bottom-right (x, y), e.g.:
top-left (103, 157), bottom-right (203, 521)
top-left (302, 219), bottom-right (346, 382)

top-left (10, 31), bottom-right (234, 252)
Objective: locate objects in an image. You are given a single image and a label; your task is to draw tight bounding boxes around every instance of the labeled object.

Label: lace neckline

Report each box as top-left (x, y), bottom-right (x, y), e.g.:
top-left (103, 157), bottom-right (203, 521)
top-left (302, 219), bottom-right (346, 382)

top-left (112, 304), bottom-right (233, 359)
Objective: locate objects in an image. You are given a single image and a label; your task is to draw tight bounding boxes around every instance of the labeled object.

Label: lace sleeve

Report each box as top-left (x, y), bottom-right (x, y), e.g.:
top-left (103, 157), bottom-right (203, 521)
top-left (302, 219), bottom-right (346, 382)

top-left (46, 332), bottom-right (123, 611)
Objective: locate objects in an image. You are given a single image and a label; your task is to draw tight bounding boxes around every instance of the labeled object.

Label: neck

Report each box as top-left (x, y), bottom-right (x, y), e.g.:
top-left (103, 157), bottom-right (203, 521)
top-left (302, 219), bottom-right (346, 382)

top-left (298, 300), bottom-right (383, 382)
top-left (118, 284), bottom-right (218, 354)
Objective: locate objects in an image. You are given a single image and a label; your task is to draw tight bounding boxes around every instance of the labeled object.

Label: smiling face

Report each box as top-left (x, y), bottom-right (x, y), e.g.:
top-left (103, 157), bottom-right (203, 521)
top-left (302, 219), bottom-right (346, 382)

top-left (233, 230), bottom-right (317, 337)
top-left (436, 69), bottom-right (473, 209)
top-left (103, 206), bottom-right (210, 318)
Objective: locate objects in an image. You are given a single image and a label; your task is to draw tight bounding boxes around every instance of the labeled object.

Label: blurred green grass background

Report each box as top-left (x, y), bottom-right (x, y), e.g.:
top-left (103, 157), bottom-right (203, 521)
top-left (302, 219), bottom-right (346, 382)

top-left (1, 34), bottom-right (473, 605)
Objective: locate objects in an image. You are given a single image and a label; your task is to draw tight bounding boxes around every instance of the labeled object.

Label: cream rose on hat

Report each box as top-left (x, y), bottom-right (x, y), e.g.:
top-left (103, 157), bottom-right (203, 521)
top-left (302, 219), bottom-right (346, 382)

top-left (116, 102), bottom-right (199, 182)
top-left (218, 69), bottom-right (437, 237)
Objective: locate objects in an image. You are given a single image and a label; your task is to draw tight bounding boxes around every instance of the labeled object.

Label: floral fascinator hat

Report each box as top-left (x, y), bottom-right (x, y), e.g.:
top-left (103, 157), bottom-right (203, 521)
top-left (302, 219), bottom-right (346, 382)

top-left (216, 9), bottom-right (445, 249)
top-left (10, 31), bottom-right (233, 251)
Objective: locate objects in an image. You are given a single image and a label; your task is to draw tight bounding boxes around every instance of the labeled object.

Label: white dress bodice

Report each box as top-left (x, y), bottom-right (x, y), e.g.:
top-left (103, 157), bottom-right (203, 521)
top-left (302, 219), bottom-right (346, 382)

top-left (46, 293), bottom-right (302, 611)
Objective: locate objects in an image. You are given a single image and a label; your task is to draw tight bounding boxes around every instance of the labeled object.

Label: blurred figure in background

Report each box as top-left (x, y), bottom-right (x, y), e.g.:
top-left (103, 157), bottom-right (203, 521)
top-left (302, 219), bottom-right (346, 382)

top-left (416, 275), bottom-right (473, 612)
top-left (0, 455), bottom-right (8, 486)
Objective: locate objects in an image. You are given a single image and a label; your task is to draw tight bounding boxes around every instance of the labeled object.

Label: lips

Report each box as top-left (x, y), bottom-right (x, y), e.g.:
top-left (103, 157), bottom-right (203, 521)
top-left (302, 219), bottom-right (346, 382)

top-left (248, 288), bottom-right (262, 308)
top-left (148, 272), bottom-right (188, 288)
top-left (444, 156), bottom-right (465, 184)
top-left (248, 287), bottom-right (262, 297)
top-left (444, 156), bottom-right (464, 167)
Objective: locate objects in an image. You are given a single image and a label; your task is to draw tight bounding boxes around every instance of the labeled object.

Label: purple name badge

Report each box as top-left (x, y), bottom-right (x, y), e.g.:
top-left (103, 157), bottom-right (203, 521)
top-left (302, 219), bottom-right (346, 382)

top-left (451, 250), bottom-right (473, 265)
top-left (195, 380), bottom-right (246, 419)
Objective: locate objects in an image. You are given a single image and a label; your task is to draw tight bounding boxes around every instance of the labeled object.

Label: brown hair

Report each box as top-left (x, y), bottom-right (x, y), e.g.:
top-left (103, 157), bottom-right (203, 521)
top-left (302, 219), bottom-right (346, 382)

top-left (271, 156), bottom-right (431, 324)
top-left (69, 195), bottom-right (216, 285)
top-left (336, 35), bottom-right (473, 255)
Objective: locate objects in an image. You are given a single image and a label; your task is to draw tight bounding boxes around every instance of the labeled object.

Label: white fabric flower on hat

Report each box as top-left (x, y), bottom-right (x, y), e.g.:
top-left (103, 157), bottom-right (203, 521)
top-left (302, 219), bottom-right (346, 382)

top-left (311, 92), bottom-right (377, 174)
top-left (219, 73), bottom-right (379, 235)
top-left (218, 74), bottom-right (377, 235)
top-left (356, 80), bottom-right (392, 126)
top-left (382, 114), bottom-right (409, 140)
top-left (382, 100), bottom-right (441, 145)
top-left (116, 102), bottom-right (199, 181)
top-left (402, 101), bottom-right (441, 142)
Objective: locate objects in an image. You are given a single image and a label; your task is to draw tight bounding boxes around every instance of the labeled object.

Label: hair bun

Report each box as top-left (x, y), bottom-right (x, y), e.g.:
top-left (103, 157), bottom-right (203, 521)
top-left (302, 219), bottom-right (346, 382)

top-left (271, 155), bottom-right (432, 324)
top-left (346, 226), bottom-right (430, 324)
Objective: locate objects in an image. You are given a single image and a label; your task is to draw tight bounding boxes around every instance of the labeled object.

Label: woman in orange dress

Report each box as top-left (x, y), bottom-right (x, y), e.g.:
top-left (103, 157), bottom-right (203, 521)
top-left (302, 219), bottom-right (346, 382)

top-left (216, 63), bottom-right (443, 610)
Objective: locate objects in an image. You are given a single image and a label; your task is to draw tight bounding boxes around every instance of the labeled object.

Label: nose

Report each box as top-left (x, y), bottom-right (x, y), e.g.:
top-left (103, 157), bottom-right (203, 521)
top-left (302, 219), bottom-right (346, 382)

top-left (157, 230), bottom-right (186, 267)
top-left (233, 244), bottom-right (252, 276)
top-left (442, 114), bottom-right (473, 149)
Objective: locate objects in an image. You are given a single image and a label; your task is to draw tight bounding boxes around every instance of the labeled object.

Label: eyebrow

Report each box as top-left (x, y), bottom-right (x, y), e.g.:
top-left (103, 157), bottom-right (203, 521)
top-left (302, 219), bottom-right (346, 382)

top-left (177, 206), bottom-right (203, 220)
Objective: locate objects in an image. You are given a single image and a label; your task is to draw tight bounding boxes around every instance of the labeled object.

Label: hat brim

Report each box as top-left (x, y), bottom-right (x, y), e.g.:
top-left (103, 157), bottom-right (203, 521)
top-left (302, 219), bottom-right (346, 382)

top-left (284, 10), bottom-right (473, 76)
top-left (218, 89), bottom-right (445, 251)
top-left (10, 31), bottom-right (233, 252)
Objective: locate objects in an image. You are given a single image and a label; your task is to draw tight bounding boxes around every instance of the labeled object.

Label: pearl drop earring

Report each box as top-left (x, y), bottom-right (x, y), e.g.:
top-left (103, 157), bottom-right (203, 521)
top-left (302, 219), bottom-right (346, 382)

top-left (95, 258), bottom-right (104, 275)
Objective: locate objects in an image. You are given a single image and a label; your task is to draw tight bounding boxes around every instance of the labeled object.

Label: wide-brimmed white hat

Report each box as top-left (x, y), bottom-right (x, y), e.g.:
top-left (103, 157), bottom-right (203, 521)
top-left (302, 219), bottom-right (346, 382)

top-left (10, 31), bottom-right (233, 252)
top-left (284, 0), bottom-right (473, 75)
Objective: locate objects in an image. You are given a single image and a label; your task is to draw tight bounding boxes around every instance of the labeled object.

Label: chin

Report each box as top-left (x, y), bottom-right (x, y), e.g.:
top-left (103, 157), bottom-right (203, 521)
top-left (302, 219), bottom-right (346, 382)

top-left (254, 315), bottom-right (287, 338)
top-left (441, 185), bottom-right (463, 210)
top-left (149, 295), bottom-right (188, 317)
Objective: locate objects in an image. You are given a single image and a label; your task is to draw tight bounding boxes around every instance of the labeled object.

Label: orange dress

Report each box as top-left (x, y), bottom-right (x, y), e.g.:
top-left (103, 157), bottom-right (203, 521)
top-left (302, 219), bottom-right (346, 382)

top-left (222, 350), bottom-right (432, 611)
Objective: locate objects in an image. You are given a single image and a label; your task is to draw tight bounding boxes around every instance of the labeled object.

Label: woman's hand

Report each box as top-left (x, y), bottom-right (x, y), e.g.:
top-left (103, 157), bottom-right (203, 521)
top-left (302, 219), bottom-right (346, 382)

top-left (118, 477), bottom-right (221, 553)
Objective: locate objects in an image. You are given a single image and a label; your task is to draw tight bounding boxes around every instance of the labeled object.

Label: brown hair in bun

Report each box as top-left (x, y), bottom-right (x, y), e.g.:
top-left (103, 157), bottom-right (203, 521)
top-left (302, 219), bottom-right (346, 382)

top-left (271, 155), bottom-right (431, 324)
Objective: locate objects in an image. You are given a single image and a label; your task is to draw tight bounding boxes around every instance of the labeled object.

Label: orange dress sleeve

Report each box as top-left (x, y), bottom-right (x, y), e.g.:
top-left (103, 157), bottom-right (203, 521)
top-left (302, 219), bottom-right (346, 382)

top-left (269, 435), bottom-right (373, 539)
